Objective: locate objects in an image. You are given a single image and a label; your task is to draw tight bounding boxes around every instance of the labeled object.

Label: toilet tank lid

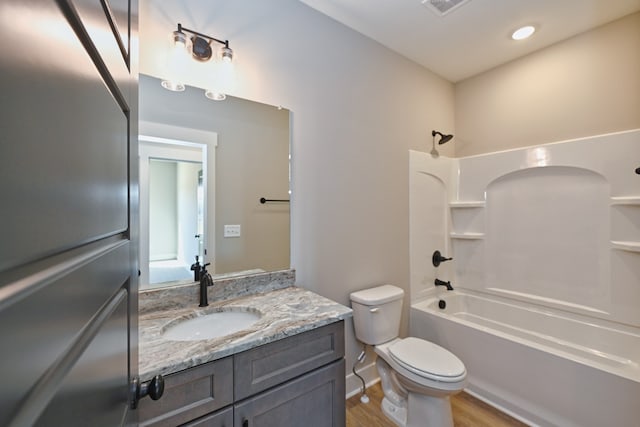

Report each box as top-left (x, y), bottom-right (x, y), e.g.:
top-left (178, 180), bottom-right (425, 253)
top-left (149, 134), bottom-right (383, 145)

top-left (350, 285), bottom-right (404, 305)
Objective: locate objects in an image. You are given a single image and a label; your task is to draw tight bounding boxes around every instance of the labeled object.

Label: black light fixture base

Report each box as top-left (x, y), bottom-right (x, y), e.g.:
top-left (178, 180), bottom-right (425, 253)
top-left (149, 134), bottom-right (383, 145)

top-left (191, 36), bottom-right (213, 61)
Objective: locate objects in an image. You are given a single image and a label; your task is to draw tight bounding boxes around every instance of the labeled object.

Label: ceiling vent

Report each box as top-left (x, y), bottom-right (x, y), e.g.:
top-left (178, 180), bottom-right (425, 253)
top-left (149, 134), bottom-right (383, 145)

top-left (421, 0), bottom-right (471, 16)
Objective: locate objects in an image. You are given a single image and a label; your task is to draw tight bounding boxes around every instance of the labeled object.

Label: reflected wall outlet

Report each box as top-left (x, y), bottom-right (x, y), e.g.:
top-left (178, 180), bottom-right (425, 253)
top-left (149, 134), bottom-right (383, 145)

top-left (224, 224), bottom-right (241, 237)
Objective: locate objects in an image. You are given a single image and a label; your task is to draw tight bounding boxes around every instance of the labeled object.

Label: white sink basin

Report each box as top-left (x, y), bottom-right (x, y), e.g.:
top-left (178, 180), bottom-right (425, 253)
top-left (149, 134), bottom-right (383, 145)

top-left (163, 309), bottom-right (261, 341)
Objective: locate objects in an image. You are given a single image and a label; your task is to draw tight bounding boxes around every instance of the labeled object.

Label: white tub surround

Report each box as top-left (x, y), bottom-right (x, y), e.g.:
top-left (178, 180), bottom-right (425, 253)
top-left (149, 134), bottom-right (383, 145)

top-left (409, 129), bottom-right (640, 427)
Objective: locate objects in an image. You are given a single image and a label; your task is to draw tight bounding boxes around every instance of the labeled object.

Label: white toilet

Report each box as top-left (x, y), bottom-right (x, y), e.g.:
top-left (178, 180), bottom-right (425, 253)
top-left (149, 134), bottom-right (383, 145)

top-left (350, 285), bottom-right (466, 427)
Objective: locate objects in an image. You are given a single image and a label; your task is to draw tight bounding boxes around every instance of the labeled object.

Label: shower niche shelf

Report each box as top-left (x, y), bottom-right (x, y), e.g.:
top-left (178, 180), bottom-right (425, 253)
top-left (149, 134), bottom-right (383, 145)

top-left (449, 200), bottom-right (485, 238)
top-left (450, 232), bottom-right (485, 240)
top-left (610, 196), bottom-right (640, 206)
top-left (611, 241), bottom-right (640, 253)
top-left (449, 201), bottom-right (486, 208)
top-left (609, 195), bottom-right (639, 252)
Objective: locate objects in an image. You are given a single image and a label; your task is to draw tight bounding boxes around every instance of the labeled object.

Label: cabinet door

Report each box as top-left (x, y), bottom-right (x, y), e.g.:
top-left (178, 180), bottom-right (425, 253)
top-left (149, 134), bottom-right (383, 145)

top-left (234, 359), bottom-right (345, 427)
top-left (181, 406), bottom-right (233, 427)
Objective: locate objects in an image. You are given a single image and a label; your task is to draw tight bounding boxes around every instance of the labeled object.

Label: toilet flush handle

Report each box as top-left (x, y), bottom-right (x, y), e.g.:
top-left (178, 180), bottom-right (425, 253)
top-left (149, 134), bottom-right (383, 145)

top-left (369, 307), bottom-right (380, 313)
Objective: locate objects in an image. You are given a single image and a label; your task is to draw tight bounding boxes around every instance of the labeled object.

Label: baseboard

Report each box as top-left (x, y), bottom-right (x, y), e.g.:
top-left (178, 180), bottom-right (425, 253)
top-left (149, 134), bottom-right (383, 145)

top-left (345, 361), bottom-right (380, 399)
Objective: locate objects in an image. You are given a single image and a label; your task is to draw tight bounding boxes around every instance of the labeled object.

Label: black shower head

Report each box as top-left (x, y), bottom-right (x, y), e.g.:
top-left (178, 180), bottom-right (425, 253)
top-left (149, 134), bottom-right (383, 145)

top-left (432, 130), bottom-right (454, 145)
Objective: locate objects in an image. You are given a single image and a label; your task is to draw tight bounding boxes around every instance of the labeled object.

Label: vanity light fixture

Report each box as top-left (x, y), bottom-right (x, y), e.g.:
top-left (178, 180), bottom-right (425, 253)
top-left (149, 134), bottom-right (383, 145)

top-left (511, 25), bottom-right (535, 41)
top-left (161, 23), bottom-right (234, 100)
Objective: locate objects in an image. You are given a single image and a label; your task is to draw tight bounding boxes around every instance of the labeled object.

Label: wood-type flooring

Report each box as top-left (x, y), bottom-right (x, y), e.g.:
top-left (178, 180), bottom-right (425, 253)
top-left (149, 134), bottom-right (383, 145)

top-left (346, 382), bottom-right (529, 427)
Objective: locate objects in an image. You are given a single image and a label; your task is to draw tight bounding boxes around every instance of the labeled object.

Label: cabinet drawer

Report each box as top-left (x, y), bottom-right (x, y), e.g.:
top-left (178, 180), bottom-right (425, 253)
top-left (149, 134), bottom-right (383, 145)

top-left (181, 406), bottom-right (233, 427)
top-left (234, 321), bottom-right (344, 400)
top-left (139, 357), bottom-right (233, 427)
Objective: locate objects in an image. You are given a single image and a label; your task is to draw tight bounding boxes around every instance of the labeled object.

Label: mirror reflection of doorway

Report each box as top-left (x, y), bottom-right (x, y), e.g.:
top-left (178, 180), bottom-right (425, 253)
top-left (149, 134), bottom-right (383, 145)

top-left (139, 137), bottom-right (208, 288)
top-left (148, 158), bottom-right (203, 283)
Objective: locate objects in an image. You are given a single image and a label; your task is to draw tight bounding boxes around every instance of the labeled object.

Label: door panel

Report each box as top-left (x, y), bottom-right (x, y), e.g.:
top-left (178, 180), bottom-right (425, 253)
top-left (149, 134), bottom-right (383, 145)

top-left (0, 0), bottom-right (128, 272)
top-left (34, 291), bottom-right (129, 427)
top-left (0, 240), bottom-right (130, 426)
top-left (103, 0), bottom-right (131, 62)
top-left (72, 0), bottom-right (131, 87)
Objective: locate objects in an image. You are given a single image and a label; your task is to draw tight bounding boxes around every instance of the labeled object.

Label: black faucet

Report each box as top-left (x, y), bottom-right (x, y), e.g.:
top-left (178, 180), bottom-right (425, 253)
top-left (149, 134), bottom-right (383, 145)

top-left (434, 278), bottom-right (454, 291)
top-left (190, 255), bottom-right (202, 282)
top-left (199, 263), bottom-right (213, 307)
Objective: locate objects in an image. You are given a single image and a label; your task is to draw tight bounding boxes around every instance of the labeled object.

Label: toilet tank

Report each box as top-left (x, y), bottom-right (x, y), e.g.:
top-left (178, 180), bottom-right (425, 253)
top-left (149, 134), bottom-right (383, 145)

top-left (350, 285), bottom-right (404, 345)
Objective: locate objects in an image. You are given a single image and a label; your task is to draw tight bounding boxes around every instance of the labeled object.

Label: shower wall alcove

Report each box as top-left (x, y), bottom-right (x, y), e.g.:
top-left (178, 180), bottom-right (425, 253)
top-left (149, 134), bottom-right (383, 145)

top-left (409, 129), bottom-right (640, 328)
top-left (408, 129), bottom-right (640, 425)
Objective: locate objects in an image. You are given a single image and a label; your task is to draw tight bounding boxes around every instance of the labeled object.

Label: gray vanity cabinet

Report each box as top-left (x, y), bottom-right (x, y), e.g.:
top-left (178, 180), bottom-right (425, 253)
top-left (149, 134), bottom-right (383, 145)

top-left (140, 321), bottom-right (345, 427)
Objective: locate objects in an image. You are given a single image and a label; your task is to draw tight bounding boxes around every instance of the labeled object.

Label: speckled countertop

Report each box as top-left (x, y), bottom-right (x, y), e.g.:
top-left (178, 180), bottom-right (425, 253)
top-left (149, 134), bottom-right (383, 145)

top-left (139, 270), bottom-right (352, 381)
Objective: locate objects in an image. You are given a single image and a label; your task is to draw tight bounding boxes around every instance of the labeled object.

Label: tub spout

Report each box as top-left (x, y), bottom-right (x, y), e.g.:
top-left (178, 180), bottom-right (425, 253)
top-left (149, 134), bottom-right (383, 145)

top-left (434, 278), bottom-right (453, 291)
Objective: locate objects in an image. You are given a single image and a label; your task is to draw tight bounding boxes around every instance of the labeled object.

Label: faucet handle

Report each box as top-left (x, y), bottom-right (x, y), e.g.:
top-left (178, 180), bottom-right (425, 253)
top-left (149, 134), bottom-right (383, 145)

top-left (432, 250), bottom-right (452, 267)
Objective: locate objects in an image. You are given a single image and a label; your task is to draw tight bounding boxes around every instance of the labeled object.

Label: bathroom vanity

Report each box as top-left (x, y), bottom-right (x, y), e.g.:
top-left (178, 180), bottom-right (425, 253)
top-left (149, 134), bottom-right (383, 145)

top-left (138, 271), bottom-right (351, 427)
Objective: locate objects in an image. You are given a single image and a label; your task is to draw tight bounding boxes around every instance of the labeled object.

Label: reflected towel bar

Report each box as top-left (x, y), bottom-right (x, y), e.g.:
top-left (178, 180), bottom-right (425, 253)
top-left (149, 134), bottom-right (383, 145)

top-left (260, 197), bottom-right (290, 204)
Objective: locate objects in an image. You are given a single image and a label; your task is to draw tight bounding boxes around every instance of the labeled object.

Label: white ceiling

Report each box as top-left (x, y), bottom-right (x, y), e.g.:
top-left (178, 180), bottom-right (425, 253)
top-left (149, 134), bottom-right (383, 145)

top-left (299, 0), bottom-right (640, 82)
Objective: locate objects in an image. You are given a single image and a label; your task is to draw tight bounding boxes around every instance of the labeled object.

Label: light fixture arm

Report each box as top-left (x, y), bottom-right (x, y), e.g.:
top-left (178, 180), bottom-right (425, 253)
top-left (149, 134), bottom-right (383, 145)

top-left (177, 23), bottom-right (230, 49)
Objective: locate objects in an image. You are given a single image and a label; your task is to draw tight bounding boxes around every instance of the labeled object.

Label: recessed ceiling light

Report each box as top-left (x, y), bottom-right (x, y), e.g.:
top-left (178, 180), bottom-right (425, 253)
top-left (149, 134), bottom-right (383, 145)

top-left (512, 25), bottom-right (535, 41)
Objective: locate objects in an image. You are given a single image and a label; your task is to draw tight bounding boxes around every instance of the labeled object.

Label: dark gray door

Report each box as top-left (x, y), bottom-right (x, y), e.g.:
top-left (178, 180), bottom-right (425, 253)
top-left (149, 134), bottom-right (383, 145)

top-left (0, 0), bottom-right (138, 425)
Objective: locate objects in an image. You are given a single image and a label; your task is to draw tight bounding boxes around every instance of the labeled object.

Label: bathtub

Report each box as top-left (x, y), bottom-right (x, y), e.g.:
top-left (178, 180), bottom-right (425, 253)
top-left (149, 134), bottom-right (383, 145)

top-left (410, 291), bottom-right (640, 427)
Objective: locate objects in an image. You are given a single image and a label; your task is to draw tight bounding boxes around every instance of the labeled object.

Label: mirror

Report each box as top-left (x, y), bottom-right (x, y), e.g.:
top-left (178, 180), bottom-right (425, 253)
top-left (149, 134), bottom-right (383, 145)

top-left (139, 74), bottom-right (291, 290)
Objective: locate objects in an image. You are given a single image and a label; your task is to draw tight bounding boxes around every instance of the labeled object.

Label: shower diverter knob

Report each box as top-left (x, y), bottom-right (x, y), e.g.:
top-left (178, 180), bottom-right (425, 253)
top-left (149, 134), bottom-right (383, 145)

top-left (432, 250), bottom-right (452, 267)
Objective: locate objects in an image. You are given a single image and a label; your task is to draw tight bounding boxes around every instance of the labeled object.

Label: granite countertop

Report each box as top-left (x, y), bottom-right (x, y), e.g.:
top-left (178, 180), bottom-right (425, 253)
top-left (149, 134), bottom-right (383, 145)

top-left (139, 278), bottom-right (352, 381)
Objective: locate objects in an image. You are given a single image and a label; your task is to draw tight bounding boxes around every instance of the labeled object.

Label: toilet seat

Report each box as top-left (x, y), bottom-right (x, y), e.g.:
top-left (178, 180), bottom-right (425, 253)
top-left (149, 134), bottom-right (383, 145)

top-left (388, 337), bottom-right (466, 383)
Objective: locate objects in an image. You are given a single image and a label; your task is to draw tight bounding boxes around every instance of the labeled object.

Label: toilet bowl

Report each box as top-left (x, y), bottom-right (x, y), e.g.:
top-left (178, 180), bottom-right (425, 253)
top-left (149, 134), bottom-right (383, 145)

top-left (350, 285), bottom-right (466, 427)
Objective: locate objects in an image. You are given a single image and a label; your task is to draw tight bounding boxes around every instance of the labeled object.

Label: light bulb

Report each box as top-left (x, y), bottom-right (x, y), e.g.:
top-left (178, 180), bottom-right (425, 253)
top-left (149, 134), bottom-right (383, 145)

top-left (162, 30), bottom-right (191, 91)
top-left (161, 80), bottom-right (185, 92)
top-left (220, 46), bottom-right (233, 63)
top-left (204, 90), bottom-right (226, 101)
top-left (512, 25), bottom-right (535, 41)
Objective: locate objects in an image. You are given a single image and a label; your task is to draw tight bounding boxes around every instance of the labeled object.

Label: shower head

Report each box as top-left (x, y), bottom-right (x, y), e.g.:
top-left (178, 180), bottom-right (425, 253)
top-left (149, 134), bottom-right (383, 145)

top-left (432, 130), bottom-right (454, 145)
